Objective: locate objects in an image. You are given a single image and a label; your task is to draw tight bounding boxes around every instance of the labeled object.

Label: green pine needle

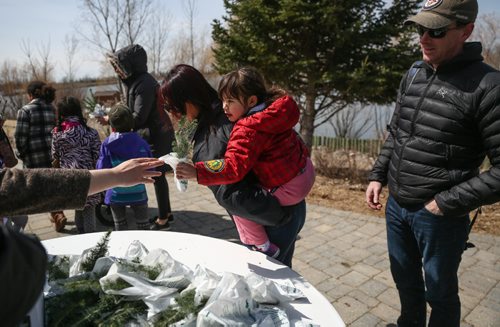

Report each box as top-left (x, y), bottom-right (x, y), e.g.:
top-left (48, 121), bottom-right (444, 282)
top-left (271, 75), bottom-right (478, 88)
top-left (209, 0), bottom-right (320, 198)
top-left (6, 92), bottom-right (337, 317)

top-left (172, 117), bottom-right (198, 158)
top-left (80, 230), bottom-right (112, 272)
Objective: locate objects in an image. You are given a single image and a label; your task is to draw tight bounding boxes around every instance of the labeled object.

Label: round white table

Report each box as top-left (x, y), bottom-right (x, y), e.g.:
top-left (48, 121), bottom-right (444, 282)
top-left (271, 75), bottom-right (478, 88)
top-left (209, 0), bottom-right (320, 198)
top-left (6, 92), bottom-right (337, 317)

top-left (43, 231), bottom-right (345, 326)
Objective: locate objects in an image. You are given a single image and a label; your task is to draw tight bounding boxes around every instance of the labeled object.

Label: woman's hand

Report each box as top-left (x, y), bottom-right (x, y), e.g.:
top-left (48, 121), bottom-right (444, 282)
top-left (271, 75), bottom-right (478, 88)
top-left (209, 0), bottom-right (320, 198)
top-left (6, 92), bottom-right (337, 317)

top-left (88, 158), bottom-right (163, 195)
top-left (176, 162), bottom-right (197, 180)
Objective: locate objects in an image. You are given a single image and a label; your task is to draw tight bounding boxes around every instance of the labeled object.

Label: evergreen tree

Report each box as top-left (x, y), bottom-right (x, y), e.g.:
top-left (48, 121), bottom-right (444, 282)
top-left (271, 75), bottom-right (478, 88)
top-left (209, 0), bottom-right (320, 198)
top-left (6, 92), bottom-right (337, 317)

top-left (212, 0), bottom-right (421, 149)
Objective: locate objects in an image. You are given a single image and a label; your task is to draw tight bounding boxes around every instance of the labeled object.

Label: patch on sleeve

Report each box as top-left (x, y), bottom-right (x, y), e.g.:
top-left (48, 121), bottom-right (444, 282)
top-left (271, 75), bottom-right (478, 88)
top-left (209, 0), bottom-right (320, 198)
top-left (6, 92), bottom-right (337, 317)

top-left (204, 159), bottom-right (225, 173)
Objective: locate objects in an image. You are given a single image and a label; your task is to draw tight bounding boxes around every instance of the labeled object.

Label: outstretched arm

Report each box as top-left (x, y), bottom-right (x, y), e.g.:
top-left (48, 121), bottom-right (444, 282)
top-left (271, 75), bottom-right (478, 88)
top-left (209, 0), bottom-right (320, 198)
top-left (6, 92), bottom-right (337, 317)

top-left (0, 158), bottom-right (163, 216)
top-left (88, 157), bottom-right (162, 194)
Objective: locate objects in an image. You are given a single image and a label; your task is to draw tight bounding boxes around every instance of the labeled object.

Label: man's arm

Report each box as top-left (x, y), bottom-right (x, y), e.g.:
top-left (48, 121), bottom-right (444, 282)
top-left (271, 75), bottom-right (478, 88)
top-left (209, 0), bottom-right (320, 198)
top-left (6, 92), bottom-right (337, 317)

top-left (434, 82), bottom-right (500, 216)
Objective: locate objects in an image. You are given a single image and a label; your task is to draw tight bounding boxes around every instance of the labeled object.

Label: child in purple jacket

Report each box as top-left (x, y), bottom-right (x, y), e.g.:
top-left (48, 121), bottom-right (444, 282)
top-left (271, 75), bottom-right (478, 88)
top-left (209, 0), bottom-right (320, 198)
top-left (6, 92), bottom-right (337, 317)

top-left (96, 104), bottom-right (153, 230)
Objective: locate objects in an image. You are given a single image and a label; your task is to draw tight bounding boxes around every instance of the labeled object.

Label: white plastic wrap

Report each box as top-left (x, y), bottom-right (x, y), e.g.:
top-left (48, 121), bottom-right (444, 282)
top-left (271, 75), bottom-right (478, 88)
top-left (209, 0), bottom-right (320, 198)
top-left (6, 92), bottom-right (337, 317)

top-left (45, 239), bottom-right (320, 326)
top-left (245, 272), bottom-right (305, 304)
top-left (159, 153), bottom-right (190, 192)
top-left (196, 272), bottom-right (293, 327)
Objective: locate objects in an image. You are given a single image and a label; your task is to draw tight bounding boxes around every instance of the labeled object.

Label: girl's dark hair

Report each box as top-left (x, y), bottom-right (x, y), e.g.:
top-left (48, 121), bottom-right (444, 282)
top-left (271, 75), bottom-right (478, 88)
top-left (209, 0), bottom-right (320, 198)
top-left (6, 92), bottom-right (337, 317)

top-left (160, 64), bottom-right (220, 128)
top-left (56, 96), bottom-right (89, 130)
top-left (27, 81), bottom-right (56, 103)
top-left (217, 67), bottom-right (285, 107)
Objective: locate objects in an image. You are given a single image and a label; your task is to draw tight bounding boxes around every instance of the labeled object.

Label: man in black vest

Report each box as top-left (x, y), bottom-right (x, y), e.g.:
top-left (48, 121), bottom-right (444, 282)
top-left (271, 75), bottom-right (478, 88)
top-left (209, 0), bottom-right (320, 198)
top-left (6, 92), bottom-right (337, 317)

top-left (366, 0), bottom-right (500, 326)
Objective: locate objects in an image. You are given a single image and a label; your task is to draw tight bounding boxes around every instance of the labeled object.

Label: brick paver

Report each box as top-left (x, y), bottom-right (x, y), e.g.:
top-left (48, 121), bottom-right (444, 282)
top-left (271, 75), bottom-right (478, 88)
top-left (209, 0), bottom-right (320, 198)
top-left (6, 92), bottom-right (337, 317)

top-left (24, 173), bottom-right (500, 326)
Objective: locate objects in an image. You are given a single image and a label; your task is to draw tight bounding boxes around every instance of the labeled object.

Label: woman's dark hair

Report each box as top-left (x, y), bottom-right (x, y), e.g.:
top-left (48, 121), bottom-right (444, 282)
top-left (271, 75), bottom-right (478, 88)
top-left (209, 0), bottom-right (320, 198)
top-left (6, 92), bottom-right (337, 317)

top-left (27, 81), bottom-right (56, 103)
top-left (56, 96), bottom-right (89, 131)
top-left (218, 67), bottom-right (285, 107)
top-left (160, 64), bottom-right (220, 127)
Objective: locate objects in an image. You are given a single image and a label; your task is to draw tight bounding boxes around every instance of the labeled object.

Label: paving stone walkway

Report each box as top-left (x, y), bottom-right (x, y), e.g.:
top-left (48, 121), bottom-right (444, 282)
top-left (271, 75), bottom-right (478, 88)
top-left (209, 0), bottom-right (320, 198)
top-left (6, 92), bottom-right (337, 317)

top-left (25, 174), bottom-right (500, 326)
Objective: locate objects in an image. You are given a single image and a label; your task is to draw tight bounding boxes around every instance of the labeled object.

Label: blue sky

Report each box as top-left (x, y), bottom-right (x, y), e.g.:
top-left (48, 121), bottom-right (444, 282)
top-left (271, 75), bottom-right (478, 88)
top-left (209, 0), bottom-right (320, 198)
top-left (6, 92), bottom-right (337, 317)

top-left (0, 0), bottom-right (226, 80)
top-left (0, 0), bottom-right (498, 81)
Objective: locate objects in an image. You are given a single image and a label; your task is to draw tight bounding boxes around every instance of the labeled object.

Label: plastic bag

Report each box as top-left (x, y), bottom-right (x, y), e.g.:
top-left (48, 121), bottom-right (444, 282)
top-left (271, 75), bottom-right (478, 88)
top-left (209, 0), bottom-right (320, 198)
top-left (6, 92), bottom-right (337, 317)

top-left (245, 272), bottom-right (305, 304)
top-left (181, 265), bottom-right (221, 305)
top-left (197, 272), bottom-right (291, 327)
top-left (159, 153), bottom-right (190, 192)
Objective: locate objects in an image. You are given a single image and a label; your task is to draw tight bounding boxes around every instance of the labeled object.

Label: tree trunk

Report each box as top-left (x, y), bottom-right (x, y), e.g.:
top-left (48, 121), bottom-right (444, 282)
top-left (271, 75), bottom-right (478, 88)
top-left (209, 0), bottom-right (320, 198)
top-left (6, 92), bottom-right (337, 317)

top-left (299, 90), bottom-right (316, 153)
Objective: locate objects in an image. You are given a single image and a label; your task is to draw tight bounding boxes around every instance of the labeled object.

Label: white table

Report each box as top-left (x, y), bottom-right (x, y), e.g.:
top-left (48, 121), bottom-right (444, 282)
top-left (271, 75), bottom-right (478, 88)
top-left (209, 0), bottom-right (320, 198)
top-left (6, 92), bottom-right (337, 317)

top-left (43, 231), bottom-right (345, 327)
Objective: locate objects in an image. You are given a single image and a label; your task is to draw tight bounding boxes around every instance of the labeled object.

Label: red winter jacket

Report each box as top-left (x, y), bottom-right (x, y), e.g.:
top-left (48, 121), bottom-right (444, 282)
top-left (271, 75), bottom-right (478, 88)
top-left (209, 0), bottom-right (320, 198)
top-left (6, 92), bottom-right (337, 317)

top-left (195, 95), bottom-right (309, 189)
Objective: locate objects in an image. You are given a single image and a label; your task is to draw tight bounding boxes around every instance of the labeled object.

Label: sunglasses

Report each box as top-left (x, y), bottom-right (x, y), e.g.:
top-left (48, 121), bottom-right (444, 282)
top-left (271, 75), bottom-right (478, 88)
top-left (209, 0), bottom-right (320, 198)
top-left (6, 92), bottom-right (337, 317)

top-left (416, 26), bottom-right (461, 39)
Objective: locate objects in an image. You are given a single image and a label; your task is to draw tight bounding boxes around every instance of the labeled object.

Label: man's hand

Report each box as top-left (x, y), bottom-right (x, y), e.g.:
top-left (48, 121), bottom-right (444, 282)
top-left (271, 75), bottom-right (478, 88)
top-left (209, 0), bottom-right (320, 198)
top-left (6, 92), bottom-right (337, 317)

top-left (175, 162), bottom-right (197, 180)
top-left (424, 199), bottom-right (443, 216)
top-left (366, 181), bottom-right (383, 210)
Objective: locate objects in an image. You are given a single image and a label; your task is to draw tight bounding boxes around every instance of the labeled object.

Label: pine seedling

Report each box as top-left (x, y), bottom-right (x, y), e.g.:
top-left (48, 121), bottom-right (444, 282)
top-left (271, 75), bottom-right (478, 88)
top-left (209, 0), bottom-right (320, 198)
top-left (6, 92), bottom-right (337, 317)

top-left (172, 117), bottom-right (198, 158)
top-left (81, 230), bottom-right (112, 272)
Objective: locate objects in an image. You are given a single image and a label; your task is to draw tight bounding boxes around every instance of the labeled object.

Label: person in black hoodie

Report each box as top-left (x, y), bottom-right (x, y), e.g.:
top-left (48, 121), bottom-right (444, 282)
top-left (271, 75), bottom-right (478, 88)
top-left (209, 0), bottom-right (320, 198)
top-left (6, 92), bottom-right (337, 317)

top-left (160, 64), bottom-right (301, 268)
top-left (366, 0), bottom-right (500, 326)
top-left (100, 44), bottom-right (175, 230)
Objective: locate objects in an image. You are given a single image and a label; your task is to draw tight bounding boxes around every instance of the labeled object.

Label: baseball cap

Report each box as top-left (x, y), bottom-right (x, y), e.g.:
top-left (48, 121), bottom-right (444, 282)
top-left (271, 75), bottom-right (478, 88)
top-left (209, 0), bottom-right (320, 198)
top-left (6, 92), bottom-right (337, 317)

top-left (108, 103), bottom-right (134, 132)
top-left (404, 0), bottom-right (478, 29)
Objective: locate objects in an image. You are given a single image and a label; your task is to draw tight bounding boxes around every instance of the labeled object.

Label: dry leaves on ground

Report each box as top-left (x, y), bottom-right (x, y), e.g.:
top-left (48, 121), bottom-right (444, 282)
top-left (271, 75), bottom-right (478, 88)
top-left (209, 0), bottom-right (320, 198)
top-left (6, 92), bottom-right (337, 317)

top-left (307, 175), bottom-right (500, 236)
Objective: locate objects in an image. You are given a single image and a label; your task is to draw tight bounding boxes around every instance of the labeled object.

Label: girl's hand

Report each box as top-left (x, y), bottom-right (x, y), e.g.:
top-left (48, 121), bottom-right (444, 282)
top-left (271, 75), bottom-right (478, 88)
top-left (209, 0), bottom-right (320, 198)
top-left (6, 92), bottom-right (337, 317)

top-left (176, 162), bottom-right (197, 180)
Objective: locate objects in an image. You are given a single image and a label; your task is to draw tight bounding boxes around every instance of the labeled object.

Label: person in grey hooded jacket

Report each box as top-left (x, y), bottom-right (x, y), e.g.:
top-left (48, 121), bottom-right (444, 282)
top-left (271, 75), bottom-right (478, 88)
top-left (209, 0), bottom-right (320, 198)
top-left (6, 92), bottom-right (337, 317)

top-left (101, 44), bottom-right (175, 230)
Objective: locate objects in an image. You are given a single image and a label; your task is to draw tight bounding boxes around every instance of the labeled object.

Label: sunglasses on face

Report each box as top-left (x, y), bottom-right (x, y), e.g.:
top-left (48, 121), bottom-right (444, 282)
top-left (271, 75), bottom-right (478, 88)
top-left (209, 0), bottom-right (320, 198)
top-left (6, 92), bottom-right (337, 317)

top-left (416, 26), bottom-right (461, 39)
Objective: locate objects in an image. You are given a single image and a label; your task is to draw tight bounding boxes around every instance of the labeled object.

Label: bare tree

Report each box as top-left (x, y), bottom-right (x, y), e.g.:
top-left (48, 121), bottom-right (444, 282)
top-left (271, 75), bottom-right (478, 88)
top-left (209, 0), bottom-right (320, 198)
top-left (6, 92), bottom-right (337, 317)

top-left (79, 0), bottom-right (126, 53)
top-left (63, 34), bottom-right (79, 83)
top-left (37, 40), bottom-right (53, 81)
top-left (145, 5), bottom-right (171, 77)
top-left (167, 28), bottom-right (214, 73)
top-left (79, 0), bottom-right (156, 97)
top-left (371, 104), bottom-right (394, 140)
top-left (328, 104), bottom-right (374, 139)
top-left (19, 39), bottom-right (54, 81)
top-left (0, 60), bottom-right (29, 117)
top-left (124, 0), bottom-right (153, 45)
top-left (182, 0), bottom-right (198, 67)
top-left (471, 13), bottom-right (500, 69)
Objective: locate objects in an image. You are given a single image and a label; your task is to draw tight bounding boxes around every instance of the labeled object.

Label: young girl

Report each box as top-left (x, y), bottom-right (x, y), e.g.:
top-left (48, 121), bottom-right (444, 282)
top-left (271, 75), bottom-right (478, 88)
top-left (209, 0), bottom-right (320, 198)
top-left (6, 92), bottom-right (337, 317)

top-left (52, 97), bottom-right (101, 234)
top-left (176, 67), bottom-right (315, 258)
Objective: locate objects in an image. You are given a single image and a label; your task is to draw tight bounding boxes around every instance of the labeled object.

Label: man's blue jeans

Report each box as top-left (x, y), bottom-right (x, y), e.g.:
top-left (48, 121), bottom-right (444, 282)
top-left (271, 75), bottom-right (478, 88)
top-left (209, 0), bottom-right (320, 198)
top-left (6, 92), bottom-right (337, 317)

top-left (385, 195), bottom-right (469, 327)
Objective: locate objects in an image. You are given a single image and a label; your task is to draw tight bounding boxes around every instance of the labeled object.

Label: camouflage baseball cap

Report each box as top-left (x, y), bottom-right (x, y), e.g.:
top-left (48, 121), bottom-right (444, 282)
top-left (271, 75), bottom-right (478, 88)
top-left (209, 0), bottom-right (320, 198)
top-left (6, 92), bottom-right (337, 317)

top-left (404, 0), bottom-right (478, 29)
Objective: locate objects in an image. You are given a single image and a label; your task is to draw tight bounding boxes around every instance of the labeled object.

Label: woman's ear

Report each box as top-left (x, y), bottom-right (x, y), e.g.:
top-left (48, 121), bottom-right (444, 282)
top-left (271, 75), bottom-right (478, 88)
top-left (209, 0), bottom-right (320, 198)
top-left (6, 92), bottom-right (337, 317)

top-left (247, 95), bottom-right (258, 108)
top-left (185, 101), bottom-right (200, 121)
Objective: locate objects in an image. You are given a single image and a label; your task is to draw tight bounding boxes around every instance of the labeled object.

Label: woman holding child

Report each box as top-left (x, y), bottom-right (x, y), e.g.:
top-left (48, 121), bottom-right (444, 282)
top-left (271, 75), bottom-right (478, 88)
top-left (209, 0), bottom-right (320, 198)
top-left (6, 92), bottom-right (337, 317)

top-left (160, 64), bottom-right (310, 267)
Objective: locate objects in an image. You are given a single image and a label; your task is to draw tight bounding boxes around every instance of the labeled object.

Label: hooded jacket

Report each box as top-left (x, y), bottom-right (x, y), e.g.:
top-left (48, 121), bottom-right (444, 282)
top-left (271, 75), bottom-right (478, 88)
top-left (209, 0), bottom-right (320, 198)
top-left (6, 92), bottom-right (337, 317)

top-left (109, 44), bottom-right (174, 156)
top-left (96, 132), bottom-right (152, 205)
top-left (369, 42), bottom-right (500, 216)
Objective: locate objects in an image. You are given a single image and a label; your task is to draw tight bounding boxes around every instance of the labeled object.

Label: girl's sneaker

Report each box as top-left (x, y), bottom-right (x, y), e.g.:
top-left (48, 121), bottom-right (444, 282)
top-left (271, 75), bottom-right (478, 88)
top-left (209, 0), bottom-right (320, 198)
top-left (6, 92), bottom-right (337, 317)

top-left (254, 243), bottom-right (280, 258)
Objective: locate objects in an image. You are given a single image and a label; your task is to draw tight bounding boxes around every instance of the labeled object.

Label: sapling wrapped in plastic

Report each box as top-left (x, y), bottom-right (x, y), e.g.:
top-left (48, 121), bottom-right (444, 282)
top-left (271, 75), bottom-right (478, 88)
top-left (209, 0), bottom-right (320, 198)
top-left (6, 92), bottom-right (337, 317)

top-left (160, 116), bottom-right (198, 192)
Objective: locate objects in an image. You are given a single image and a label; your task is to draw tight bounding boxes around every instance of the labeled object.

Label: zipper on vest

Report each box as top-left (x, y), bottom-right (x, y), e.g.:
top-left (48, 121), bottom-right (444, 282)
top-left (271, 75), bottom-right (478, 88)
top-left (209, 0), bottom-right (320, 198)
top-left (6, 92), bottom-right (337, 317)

top-left (395, 69), bottom-right (437, 193)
